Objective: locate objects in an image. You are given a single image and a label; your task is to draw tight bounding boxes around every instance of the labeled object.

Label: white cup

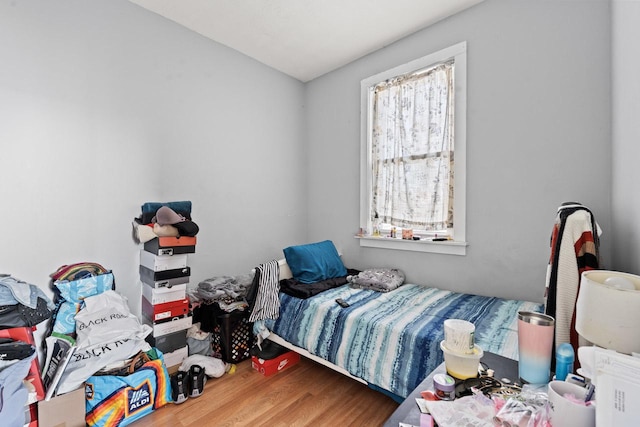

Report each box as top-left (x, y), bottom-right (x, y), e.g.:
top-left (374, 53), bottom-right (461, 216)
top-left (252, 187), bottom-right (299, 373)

top-left (547, 380), bottom-right (595, 427)
top-left (443, 319), bottom-right (475, 354)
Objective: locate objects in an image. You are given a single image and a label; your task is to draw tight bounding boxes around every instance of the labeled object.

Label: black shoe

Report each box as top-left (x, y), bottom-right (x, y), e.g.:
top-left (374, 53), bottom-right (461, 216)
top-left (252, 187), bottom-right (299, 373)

top-left (171, 371), bottom-right (189, 404)
top-left (188, 364), bottom-right (206, 398)
top-left (249, 340), bottom-right (288, 360)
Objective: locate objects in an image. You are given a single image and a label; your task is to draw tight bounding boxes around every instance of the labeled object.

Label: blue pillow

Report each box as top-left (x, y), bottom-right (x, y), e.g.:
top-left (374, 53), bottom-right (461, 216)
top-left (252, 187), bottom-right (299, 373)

top-left (283, 240), bottom-right (347, 284)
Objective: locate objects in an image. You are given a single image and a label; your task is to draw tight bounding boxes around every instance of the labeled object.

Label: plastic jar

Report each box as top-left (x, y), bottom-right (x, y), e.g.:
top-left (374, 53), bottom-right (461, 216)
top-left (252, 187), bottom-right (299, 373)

top-left (433, 373), bottom-right (456, 400)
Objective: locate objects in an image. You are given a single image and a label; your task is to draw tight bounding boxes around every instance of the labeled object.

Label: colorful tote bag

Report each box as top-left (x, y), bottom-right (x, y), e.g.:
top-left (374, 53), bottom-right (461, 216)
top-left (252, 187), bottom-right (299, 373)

top-left (85, 349), bottom-right (172, 427)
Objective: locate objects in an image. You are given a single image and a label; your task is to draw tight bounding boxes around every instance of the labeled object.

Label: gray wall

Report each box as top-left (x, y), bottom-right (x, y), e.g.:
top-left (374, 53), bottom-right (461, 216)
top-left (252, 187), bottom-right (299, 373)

top-left (0, 0), bottom-right (306, 314)
top-left (0, 0), bottom-right (621, 311)
top-left (306, 0), bottom-right (612, 303)
top-left (612, 0), bottom-right (640, 275)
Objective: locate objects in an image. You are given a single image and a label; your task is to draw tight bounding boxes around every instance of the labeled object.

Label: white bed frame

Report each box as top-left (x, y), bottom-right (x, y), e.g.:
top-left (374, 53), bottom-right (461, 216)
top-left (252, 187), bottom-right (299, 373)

top-left (265, 258), bottom-right (367, 385)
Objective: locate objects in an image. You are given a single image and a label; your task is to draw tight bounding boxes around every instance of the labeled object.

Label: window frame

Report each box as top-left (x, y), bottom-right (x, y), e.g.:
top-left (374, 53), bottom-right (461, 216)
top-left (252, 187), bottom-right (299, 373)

top-left (359, 42), bottom-right (467, 255)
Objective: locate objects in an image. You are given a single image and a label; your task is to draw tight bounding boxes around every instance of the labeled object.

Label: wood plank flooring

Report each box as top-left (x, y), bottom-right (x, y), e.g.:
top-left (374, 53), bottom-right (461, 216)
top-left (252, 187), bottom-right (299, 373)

top-left (132, 356), bottom-right (399, 427)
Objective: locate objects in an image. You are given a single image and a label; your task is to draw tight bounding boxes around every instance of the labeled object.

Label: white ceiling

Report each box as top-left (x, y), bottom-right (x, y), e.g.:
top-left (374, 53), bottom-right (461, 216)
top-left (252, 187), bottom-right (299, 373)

top-left (127, 0), bottom-right (483, 82)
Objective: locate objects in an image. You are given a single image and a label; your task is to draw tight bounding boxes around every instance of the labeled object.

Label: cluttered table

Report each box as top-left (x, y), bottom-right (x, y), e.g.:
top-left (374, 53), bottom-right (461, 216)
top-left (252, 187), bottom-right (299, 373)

top-left (383, 352), bottom-right (519, 427)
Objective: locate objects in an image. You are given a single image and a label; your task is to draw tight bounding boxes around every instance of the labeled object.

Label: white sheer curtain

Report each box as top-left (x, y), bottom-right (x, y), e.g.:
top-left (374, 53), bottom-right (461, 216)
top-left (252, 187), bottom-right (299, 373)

top-left (371, 61), bottom-right (454, 231)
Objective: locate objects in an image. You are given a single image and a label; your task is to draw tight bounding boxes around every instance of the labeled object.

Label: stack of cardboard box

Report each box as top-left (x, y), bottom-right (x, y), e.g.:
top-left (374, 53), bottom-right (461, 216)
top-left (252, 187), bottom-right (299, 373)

top-left (140, 236), bottom-right (196, 370)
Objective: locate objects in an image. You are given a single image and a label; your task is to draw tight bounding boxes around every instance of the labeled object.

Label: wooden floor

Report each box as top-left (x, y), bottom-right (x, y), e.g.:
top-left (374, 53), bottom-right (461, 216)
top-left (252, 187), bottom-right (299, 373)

top-left (133, 356), bottom-right (399, 427)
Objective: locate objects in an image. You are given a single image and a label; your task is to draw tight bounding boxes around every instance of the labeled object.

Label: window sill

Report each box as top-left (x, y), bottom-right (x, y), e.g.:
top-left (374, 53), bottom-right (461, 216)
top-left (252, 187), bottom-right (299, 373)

top-left (356, 235), bottom-right (467, 256)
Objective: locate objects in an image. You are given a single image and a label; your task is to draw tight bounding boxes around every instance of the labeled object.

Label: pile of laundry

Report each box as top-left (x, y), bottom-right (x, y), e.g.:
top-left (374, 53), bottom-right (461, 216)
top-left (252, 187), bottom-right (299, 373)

top-left (192, 273), bottom-right (254, 312)
top-left (132, 201), bottom-right (200, 243)
top-left (0, 274), bottom-right (54, 329)
top-left (0, 274), bottom-right (55, 425)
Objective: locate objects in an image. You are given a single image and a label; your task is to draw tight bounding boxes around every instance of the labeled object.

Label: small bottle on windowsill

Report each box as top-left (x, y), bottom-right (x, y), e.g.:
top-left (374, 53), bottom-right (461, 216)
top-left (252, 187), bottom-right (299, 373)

top-left (372, 212), bottom-right (381, 237)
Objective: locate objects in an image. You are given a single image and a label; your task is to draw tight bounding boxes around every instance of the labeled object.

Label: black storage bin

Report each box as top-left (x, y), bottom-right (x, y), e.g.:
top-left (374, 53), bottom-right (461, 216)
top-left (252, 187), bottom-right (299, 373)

top-left (211, 310), bottom-right (253, 363)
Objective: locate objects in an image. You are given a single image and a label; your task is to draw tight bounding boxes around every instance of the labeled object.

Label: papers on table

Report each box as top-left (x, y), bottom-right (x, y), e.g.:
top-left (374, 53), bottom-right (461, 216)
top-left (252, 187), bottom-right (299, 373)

top-left (592, 347), bottom-right (640, 427)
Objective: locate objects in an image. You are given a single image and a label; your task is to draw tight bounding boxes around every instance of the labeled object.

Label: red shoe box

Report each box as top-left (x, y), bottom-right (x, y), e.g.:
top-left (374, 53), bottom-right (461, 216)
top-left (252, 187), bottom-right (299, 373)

top-left (251, 351), bottom-right (300, 377)
top-left (141, 296), bottom-right (189, 322)
top-left (0, 327), bottom-right (45, 401)
top-left (144, 236), bottom-right (197, 256)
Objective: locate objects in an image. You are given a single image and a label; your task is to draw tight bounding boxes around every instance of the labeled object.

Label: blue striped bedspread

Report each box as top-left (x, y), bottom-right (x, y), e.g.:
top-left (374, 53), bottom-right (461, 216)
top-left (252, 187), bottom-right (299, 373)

top-left (265, 284), bottom-right (543, 398)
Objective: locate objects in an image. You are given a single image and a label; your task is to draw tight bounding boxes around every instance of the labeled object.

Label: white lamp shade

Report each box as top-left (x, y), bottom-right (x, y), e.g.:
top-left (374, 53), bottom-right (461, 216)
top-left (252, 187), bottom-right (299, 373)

top-left (575, 270), bottom-right (640, 354)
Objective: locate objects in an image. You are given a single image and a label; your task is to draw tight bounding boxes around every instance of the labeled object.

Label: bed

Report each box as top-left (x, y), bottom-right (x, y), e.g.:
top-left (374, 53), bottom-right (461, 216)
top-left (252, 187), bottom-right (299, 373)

top-left (262, 255), bottom-right (543, 401)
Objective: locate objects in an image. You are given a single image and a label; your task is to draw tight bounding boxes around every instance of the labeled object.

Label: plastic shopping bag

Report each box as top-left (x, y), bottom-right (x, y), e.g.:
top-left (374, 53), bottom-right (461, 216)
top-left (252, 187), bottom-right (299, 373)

top-left (55, 291), bottom-right (152, 395)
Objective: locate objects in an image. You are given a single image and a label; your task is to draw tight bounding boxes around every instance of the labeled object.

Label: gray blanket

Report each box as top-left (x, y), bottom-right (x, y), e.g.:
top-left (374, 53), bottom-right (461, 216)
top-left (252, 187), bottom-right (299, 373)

top-left (347, 268), bottom-right (405, 292)
top-left (195, 273), bottom-right (254, 303)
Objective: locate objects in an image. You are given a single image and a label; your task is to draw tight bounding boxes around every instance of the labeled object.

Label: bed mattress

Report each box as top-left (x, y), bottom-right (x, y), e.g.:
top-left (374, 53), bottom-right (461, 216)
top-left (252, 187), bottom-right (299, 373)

top-left (266, 284), bottom-right (542, 398)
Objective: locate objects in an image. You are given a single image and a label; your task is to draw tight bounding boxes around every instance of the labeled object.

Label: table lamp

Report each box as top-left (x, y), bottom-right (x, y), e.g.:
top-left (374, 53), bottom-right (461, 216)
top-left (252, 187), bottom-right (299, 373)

top-left (575, 270), bottom-right (640, 355)
top-left (575, 270), bottom-right (640, 427)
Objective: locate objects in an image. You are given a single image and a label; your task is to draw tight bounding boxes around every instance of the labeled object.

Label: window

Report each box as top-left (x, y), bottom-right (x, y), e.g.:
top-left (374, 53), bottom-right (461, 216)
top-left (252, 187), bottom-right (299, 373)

top-left (359, 42), bottom-right (467, 255)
